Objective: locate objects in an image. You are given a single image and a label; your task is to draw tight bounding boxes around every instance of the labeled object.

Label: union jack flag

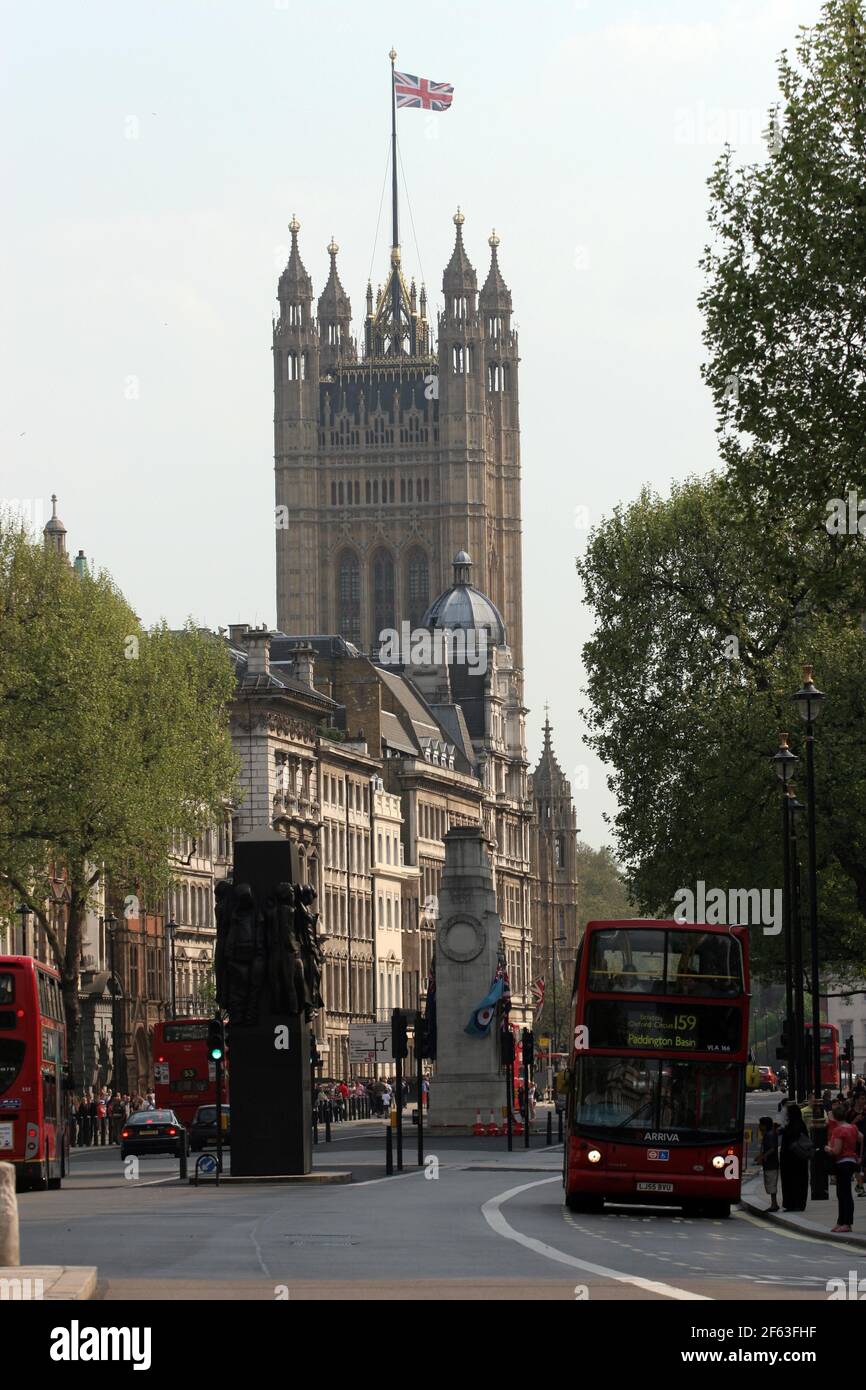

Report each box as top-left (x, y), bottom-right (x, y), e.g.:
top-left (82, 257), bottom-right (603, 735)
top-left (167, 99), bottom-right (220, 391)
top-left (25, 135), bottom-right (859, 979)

top-left (394, 71), bottom-right (454, 112)
top-left (531, 977), bottom-right (545, 1009)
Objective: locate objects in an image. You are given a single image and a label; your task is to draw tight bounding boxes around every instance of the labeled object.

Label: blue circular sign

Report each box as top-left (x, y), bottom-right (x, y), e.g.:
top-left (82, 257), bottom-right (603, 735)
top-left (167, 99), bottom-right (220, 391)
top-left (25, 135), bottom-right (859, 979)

top-left (197, 1153), bottom-right (217, 1174)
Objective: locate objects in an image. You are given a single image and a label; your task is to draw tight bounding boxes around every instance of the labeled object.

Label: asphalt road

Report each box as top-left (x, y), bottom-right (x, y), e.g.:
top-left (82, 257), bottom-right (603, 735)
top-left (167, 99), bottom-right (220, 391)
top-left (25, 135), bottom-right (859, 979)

top-left (16, 1095), bottom-right (866, 1301)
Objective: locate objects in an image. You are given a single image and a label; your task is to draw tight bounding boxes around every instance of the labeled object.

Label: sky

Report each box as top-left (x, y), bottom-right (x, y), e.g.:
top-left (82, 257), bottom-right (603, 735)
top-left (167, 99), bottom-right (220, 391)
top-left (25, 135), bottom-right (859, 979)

top-left (2, 0), bottom-right (825, 849)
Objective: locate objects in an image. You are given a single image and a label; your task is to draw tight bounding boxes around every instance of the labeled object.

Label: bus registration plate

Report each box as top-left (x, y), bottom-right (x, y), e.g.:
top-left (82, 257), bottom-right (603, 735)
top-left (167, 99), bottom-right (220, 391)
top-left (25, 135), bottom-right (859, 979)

top-left (636, 1181), bottom-right (673, 1193)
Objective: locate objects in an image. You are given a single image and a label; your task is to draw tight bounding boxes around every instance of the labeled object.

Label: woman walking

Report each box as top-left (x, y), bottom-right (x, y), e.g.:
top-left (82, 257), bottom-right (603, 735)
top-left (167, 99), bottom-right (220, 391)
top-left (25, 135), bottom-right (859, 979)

top-left (825, 1104), bottom-right (863, 1233)
top-left (779, 1102), bottom-right (811, 1212)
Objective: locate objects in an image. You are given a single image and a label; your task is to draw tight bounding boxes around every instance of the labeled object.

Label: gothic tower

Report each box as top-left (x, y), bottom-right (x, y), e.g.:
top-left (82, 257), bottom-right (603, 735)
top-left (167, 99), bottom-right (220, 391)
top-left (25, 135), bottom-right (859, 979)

top-left (273, 207), bottom-right (524, 674)
top-left (529, 714), bottom-right (580, 978)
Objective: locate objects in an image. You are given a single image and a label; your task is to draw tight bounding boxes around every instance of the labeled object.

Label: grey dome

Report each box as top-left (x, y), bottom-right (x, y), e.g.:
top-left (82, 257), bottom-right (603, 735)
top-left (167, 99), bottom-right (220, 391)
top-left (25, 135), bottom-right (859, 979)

top-left (422, 551), bottom-right (507, 646)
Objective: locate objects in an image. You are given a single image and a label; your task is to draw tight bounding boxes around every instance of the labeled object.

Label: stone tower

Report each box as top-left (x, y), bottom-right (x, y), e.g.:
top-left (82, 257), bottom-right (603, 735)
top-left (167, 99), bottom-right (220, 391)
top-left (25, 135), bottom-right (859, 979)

top-left (273, 209), bottom-right (523, 673)
top-left (529, 714), bottom-right (580, 974)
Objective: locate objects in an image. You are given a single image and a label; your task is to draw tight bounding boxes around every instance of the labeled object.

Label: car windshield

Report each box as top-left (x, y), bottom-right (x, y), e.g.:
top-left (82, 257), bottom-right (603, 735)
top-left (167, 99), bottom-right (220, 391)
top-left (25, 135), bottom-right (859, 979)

top-left (130, 1110), bottom-right (174, 1125)
top-left (196, 1108), bottom-right (216, 1122)
top-left (573, 1056), bottom-right (743, 1141)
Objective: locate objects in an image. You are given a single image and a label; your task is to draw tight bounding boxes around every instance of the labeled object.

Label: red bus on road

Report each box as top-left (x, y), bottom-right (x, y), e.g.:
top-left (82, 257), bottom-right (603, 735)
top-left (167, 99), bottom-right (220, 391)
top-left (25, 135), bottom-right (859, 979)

top-left (152, 1018), bottom-right (227, 1128)
top-left (805, 1021), bottom-right (840, 1090)
top-left (564, 920), bottom-right (749, 1219)
top-left (0, 955), bottom-right (68, 1191)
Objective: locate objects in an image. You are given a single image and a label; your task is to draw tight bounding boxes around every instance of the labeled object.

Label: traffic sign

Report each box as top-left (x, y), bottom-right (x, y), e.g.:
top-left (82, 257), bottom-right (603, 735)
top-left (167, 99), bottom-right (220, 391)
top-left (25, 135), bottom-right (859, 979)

top-left (349, 1023), bottom-right (391, 1063)
top-left (197, 1153), bottom-right (217, 1174)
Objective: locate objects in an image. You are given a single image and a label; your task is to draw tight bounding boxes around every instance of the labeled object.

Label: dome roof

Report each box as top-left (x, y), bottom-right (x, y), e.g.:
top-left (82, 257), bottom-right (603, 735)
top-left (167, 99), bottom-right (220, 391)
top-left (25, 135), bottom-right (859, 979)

top-left (422, 551), bottom-right (507, 647)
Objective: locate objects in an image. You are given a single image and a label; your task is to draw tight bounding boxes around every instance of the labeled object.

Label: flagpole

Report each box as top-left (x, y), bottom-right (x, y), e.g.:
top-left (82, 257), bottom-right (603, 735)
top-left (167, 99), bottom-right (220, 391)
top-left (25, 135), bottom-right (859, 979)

top-left (389, 46), bottom-right (400, 354)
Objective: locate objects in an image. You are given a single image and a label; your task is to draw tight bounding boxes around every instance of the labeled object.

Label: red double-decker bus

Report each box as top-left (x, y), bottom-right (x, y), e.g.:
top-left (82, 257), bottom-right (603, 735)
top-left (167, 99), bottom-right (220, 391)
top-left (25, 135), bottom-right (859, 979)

top-left (564, 920), bottom-right (749, 1219)
top-left (805, 1021), bottom-right (840, 1090)
top-left (152, 1018), bottom-right (227, 1128)
top-left (0, 956), bottom-right (68, 1191)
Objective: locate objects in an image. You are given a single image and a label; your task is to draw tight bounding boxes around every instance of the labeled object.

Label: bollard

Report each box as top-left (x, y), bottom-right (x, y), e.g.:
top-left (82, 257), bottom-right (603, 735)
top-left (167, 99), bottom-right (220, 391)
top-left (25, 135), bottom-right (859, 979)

top-left (386, 1124), bottom-right (394, 1176)
top-left (0, 1163), bottom-right (19, 1265)
top-left (312, 1120), bottom-right (319, 1145)
top-left (325, 1113), bottom-right (332, 1143)
top-left (557, 1110), bottom-right (563, 1144)
top-left (179, 1142), bottom-right (188, 1181)
top-left (546, 1110), bottom-right (553, 1145)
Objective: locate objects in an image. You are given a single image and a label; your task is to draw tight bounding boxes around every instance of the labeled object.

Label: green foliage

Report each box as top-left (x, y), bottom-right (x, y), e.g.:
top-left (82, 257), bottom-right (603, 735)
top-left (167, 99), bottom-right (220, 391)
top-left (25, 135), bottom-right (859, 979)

top-left (575, 842), bottom-right (636, 924)
top-left (0, 519), bottom-right (239, 1038)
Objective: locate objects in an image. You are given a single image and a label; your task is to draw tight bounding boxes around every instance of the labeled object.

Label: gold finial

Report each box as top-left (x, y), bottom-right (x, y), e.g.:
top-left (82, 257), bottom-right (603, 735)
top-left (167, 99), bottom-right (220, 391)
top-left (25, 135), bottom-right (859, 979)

top-left (453, 206), bottom-right (465, 227)
top-left (289, 213), bottom-right (300, 235)
top-left (327, 236), bottom-right (339, 257)
top-left (389, 47), bottom-right (397, 62)
top-left (489, 228), bottom-right (500, 249)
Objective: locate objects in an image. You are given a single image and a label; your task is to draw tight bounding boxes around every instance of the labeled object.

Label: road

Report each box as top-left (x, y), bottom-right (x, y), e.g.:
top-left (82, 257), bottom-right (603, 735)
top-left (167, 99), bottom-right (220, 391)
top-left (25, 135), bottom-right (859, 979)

top-left (16, 1094), bottom-right (866, 1300)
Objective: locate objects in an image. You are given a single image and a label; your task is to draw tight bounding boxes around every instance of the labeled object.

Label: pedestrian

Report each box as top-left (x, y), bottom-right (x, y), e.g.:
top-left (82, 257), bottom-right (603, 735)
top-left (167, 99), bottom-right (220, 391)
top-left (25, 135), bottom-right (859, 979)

top-left (77, 1094), bottom-right (89, 1147)
top-left (757, 1116), bottom-right (780, 1213)
top-left (98, 1089), bottom-right (110, 1145)
top-left (779, 1102), bottom-right (812, 1212)
top-left (825, 1104), bottom-right (863, 1234)
top-left (67, 1094), bottom-right (78, 1149)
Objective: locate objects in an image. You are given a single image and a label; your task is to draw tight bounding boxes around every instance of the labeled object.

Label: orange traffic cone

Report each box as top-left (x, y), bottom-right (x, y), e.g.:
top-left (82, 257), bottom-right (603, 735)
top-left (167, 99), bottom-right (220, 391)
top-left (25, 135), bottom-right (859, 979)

top-left (472, 1110), bottom-right (484, 1136)
top-left (486, 1110), bottom-right (498, 1136)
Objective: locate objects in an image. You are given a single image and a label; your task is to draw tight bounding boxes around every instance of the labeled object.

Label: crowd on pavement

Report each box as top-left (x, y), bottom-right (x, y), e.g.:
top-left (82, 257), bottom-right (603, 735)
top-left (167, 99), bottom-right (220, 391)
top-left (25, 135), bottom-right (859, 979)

top-left (755, 1075), bottom-right (866, 1233)
top-left (314, 1077), bottom-right (430, 1120)
top-left (67, 1088), bottom-right (158, 1148)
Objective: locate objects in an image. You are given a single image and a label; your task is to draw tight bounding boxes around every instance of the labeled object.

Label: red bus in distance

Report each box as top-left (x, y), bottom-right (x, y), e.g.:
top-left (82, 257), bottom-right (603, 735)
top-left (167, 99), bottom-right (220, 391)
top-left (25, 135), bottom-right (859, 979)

top-left (152, 1018), bottom-right (227, 1128)
top-left (564, 920), bottom-right (749, 1219)
top-left (0, 955), bottom-right (68, 1191)
top-left (805, 1021), bottom-right (840, 1090)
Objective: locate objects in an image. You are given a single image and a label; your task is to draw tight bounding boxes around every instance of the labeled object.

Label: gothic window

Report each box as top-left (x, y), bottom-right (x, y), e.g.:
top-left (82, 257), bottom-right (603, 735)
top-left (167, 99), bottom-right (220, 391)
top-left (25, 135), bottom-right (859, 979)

top-left (288, 304), bottom-right (301, 327)
top-left (328, 323), bottom-right (338, 345)
top-left (452, 295), bottom-right (467, 321)
top-left (372, 548), bottom-right (395, 644)
top-left (338, 481), bottom-right (344, 505)
top-left (400, 478), bottom-right (406, 502)
top-left (331, 481), bottom-right (337, 505)
top-left (287, 351), bottom-right (299, 381)
top-left (407, 478), bottom-right (414, 503)
top-left (424, 478), bottom-right (430, 501)
top-left (373, 480), bottom-right (379, 504)
top-left (366, 480), bottom-right (371, 504)
top-left (337, 549), bottom-right (361, 644)
top-left (555, 835), bottom-right (565, 868)
top-left (502, 362), bottom-right (510, 392)
top-left (488, 362), bottom-right (502, 392)
top-left (300, 351), bottom-right (308, 381)
top-left (452, 344), bottom-right (465, 374)
top-left (406, 547), bottom-right (430, 628)
top-left (354, 480), bottom-right (360, 504)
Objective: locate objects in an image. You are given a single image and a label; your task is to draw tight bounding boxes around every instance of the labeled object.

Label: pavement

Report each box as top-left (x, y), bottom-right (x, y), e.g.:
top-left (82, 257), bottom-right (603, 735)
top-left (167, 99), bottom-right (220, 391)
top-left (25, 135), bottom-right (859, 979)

top-left (0, 1265), bottom-right (96, 1299)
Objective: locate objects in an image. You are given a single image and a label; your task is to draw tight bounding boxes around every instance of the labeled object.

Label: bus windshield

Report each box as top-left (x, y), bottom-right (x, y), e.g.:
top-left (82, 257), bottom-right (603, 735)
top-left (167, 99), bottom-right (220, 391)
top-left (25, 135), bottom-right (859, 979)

top-left (573, 1056), bottom-right (742, 1141)
top-left (588, 929), bottom-right (743, 997)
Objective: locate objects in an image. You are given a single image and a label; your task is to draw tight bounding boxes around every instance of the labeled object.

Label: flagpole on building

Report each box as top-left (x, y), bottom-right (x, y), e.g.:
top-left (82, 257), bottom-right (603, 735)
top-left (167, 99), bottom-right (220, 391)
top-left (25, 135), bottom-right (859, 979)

top-left (389, 46), bottom-right (400, 354)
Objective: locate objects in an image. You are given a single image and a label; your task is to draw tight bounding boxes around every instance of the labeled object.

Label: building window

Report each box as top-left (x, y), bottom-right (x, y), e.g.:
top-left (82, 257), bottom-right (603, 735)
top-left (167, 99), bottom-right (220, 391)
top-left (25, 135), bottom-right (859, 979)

top-left (372, 548), bottom-right (395, 644)
top-left (406, 547), bottom-right (429, 628)
top-left (337, 550), bottom-right (361, 644)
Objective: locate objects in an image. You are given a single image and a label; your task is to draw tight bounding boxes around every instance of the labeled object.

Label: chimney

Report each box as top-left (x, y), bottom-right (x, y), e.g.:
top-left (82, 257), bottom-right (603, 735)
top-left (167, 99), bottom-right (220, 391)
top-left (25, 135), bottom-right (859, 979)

top-left (228, 623), bottom-right (250, 647)
top-left (292, 642), bottom-right (315, 688)
top-left (243, 626), bottom-right (271, 676)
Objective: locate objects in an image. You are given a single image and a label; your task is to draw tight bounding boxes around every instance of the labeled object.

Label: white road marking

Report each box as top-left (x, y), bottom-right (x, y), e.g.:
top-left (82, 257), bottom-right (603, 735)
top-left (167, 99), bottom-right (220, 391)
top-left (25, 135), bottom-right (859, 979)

top-left (480, 1177), bottom-right (711, 1301)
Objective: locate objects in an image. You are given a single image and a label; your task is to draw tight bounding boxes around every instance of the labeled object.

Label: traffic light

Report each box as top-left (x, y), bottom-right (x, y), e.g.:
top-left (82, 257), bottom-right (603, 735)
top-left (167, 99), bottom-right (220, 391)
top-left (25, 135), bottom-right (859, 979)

top-left (500, 1028), bottom-right (515, 1065)
top-left (846, 1035), bottom-right (855, 1064)
top-left (521, 1029), bottom-right (534, 1069)
top-left (207, 1016), bottom-right (225, 1062)
top-left (391, 1007), bottom-right (408, 1060)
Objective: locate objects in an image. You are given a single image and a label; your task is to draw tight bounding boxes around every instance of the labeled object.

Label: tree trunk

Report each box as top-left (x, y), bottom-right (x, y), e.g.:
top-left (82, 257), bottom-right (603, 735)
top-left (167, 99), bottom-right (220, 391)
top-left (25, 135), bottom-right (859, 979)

top-left (62, 882), bottom-right (89, 1062)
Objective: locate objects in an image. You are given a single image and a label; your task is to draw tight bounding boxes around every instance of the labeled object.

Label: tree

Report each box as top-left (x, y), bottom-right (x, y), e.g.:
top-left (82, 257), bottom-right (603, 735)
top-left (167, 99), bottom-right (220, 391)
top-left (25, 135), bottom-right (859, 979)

top-left (700, 0), bottom-right (866, 615)
top-left (0, 521), bottom-right (239, 1048)
top-left (577, 475), bottom-right (866, 982)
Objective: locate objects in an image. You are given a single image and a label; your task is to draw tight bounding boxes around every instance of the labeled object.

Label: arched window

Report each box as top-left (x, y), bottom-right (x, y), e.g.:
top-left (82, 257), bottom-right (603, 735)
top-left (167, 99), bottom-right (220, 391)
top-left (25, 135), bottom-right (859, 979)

top-left (287, 351), bottom-right (298, 381)
top-left (488, 362), bottom-right (501, 392)
top-left (337, 549), bottom-right (361, 644)
top-left (371, 548), bottom-right (395, 646)
top-left (406, 547), bottom-right (429, 628)
top-left (452, 344), bottom-right (465, 374)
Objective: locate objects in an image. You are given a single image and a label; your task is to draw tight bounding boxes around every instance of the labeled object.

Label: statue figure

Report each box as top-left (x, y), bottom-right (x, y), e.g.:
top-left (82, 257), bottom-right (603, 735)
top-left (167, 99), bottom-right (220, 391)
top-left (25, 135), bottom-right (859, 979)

top-left (214, 880), bottom-right (264, 1026)
top-left (214, 876), bottom-right (324, 1025)
top-left (294, 883), bottom-right (324, 1020)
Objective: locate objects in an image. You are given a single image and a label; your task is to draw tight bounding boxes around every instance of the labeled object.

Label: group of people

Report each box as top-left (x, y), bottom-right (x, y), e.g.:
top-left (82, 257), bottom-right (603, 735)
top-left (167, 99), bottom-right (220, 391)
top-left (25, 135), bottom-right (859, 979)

top-left (314, 1076), bottom-right (430, 1120)
top-left (757, 1078), bottom-right (866, 1233)
top-left (67, 1089), bottom-right (157, 1148)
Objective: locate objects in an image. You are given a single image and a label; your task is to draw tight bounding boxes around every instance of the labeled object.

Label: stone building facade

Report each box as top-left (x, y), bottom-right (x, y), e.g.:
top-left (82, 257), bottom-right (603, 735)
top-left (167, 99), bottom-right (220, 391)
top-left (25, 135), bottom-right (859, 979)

top-left (529, 714), bottom-right (581, 998)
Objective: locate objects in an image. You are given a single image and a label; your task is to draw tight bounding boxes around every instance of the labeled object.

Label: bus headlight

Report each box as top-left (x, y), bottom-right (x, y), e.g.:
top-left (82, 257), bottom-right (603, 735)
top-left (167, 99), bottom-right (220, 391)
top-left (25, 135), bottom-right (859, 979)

top-left (711, 1154), bottom-right (726, 1169)
top-left (587, 1149), bottom-right (602, 1163)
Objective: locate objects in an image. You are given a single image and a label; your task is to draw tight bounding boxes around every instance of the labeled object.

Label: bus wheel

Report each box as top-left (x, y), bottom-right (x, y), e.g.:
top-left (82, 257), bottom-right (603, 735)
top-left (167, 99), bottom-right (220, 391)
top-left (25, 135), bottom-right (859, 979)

top-left (566, 1193), bottom-right (604, 1214)
top-left (705, 1200), bottom-right (731, 1219)
top-left (31, 1160), bottom-right (48, 1192)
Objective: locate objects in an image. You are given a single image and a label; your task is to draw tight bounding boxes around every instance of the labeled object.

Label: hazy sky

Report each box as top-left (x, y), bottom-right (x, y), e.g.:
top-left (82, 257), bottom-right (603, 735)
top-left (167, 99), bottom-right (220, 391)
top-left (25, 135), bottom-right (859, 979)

top-left (3, 0), bottom-right (823, 848)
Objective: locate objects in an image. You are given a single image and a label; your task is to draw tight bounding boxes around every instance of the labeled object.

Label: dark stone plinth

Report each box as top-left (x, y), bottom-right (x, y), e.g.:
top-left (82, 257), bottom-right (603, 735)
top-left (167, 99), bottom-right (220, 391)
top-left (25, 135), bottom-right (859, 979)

top-left (228, 1012), bottom-right (311, 1176)
top-left (190, 1171), bottom-right (352, 1185)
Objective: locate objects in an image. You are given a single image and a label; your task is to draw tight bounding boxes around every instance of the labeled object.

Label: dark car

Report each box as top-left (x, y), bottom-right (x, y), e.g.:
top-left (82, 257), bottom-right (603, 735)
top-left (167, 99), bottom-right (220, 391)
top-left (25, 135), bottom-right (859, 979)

top-left (119, 1109), bottom-right (188, 1159)
top-left (190, 1104), bottom-right (231, 1152)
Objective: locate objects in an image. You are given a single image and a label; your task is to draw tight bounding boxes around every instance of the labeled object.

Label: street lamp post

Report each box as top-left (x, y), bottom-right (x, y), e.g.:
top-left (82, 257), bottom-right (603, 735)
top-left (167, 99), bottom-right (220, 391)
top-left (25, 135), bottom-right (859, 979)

top-left (786, 786), bottom-right (807, 1101)
top-left (772, 733), bottom-right (798, 1093)
top-left (105, 913), bottom-right (119, 1092)
top-left (551, 933), bottom-right (567, 1059)
top-left (14, 903), bottom-right (33, 957)
top-left (166, 920), bottom-right (178, 1019)
top-left (792, 665), bottom-right (825, 1102)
